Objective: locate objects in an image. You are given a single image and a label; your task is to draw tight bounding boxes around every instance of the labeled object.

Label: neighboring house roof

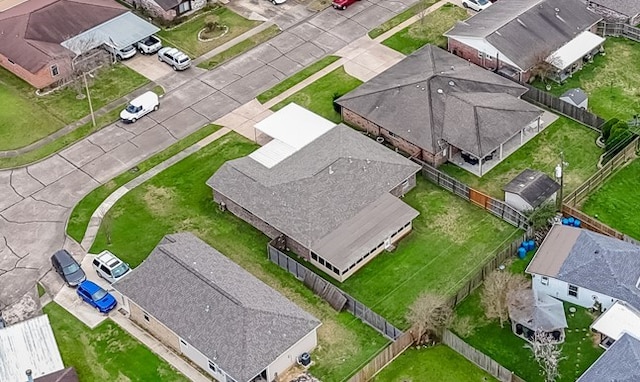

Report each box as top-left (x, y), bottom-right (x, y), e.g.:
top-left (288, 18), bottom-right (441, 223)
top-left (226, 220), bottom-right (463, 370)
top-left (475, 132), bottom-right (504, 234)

top-left (208, 120), bottom-right (421, 271)
top-left (0, 315), bottom-right (65, 382)
top-left (526, 225), bottom-right (640, 309)
top-left (35, 368), bottom-right (80, 382)
top-left (589, 0), bottom-right (640, 17)
top-left (560, 88), bottom-right (588, 106)
top-left (154, 0), bottom-right (185, 11)
top-left (114, 233), bottom-right (320, 382)
top-left (577, 333), bottom-right (640, 382)
top-left (508, 289), bottom-right (568, 331)
top-left (0, 0), bottom-right (126, 72)
top-left (503, 168), bottom-right (560, 208)
top-left (591, 300), bottom-right (640, 342)
top-left (336, 45), bottom-right (540, 158)
top-left (445, 0), bottom-right (602, 70)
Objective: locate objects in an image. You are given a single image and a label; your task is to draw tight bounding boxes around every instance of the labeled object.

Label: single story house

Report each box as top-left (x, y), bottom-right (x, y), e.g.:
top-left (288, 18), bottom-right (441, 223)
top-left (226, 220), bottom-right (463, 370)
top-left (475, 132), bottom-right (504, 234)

top-left (577, 333), bottom-right (640, 381)
top-left (208, 104), bottom-right (421, 282)
top-left (503, 169), bottom-right (560, 212)
top-left (114, 232), bottom-right (321, 382)
top-left (127, 0), bottom-right (206, 21)
top-left (560, 88), bottom-right (589, 109)
top-left (0, 0), bottom-right (158, 89)
top-left (336, 44), bottom-right (544, 176)
top-left (0, 315), bottom-right (73, 382)
top-left (587, 0), bottom-right (640, 25)
top-left (445, 0), bottom-right (604, 83)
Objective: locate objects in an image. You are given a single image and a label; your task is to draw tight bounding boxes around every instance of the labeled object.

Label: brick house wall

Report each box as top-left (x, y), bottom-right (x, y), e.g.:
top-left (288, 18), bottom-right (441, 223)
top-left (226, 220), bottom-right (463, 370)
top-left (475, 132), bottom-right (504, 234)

top-left (389, 173), bottom-right (417, 197)
top-left (0, 52), bottom-right (69, 89)
top-left (447, 38), bottom-right (528, 82)
top-left (127, 299), bottom-right (181, 351)
top-left (131, 0), bottom-right (177, 20)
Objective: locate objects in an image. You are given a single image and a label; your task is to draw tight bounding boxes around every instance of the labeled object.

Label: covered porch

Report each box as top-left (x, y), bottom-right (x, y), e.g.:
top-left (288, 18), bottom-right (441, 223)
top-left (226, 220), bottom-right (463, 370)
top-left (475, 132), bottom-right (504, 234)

top-left (547, 31), bottom-right (605, 83)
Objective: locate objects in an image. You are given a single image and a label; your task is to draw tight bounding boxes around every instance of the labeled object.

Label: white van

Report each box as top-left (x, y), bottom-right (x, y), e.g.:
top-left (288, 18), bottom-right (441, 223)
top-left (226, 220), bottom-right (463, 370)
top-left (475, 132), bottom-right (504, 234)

top-left (104, 43), bottom-right (137, 60)
top-left (120, 91), bottom-right (159, 123)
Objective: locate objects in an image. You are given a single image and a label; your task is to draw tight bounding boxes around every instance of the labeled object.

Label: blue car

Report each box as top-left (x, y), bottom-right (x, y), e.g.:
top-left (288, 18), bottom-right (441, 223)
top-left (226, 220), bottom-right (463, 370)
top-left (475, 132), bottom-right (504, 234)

top-left (76, 280), bottom-right (117, 313)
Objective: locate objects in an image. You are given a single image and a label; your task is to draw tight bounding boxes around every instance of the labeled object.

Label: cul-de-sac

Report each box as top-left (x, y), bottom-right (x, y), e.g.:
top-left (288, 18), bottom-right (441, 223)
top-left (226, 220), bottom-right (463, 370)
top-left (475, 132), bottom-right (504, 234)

top-left (1, 0), bottom-right (640, 381)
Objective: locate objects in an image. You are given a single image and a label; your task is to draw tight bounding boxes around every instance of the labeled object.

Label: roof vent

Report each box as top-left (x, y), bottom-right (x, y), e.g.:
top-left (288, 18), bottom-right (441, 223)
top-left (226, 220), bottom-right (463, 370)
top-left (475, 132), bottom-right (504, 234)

top-left (450, 65), bottom-right (454, 71)
top-left (329, 165), bottom-right (334, 175)
top-left (594, 250), bottom-right (600, 254)
top-left (554, 7), bottom-right (560, 12)
top-left (437, 89), bottom-right (444, 94)
top-left (348, 155), bottom-right (352, 163)
top-left (448, 80), bottom-right (455, 86)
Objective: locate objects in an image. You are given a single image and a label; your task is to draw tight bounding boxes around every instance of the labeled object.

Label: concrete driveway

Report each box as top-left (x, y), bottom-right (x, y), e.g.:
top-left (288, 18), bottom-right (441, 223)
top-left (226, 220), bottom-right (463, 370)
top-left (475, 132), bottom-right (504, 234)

top-left (123, 53), bottom-right (174, 82)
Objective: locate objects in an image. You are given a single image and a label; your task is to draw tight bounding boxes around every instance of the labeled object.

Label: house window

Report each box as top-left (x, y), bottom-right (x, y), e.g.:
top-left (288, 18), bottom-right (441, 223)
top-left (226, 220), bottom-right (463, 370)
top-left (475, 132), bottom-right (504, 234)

top-left (311, 252), bottom-right (318, 261)
top-left (143, 312), bottom-right (150, 322)
top-left (541, 276), bottom-right (549, 285)
top-left (208, 361), bottom-right (218, 373)
top-left (568, 284), bottom-right (578, 298)
top-left (387, 131), bottom-right (397, 138)
top-left (178, 0), bottom-right (191, 14)
top-left (318, 257), bottom-right (325, 266)
top-left (477, 51), bottom-right (483, 58)
top-left (50, 64), bottom-right (59, 77)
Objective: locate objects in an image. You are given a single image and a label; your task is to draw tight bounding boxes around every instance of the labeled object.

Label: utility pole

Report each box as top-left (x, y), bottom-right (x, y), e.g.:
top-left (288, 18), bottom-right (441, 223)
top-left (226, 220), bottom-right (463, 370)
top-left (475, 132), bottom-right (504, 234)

top-left (83, 71), bottom-right (96, 128)
top-left (555, 152), bottom-right (564, 212)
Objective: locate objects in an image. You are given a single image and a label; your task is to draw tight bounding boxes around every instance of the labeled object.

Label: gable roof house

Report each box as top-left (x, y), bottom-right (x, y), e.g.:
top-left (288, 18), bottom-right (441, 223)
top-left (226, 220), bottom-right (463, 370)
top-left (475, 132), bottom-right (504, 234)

top-left (124, 0), bottom-right (206, 21)
top-left (444, 0), bottom-right (604, 83)
top-left (0, 0), bottom-right (158, 89)
top-left (208, 104), bottom-right (421, 282)
top-left (577, 332), bottom-right (640, 382)
top-left (336, 45), bottom-right (544, 176)
top-left (587, 0), bottom-right (640, 25)
top-left (114, 232), bottom-right (321, 382)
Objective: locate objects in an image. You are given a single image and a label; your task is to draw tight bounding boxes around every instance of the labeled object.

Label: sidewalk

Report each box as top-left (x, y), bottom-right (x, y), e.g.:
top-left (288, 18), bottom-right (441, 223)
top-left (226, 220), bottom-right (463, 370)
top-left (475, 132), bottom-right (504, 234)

top-left (192, 21), bottom-right (276, 65)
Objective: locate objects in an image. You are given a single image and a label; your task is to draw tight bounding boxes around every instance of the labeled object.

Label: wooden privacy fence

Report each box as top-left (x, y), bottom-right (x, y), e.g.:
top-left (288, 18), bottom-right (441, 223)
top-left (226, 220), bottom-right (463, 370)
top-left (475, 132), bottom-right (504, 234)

top-left (521, 85), bottom-right (605, 131)
top-left (416, 159), bottom-right (530, 229)
top-left (346, 328), bottom-right (415, 382)
top-left (267, 243), bottom-right (403, 341)
top-left (442, 330), bottom-right (525, 382)
top-left (597, 21), bottom-right (640, 42)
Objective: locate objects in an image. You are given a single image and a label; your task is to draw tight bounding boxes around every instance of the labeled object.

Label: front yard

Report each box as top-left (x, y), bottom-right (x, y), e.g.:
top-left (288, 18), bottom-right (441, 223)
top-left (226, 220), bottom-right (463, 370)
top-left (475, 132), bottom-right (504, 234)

top-left (581, 157), bottom-right (640, 240)
top-left (453, 290), bottom-right (604, 382)
top-left (157, 7), bottom-right (261, 58)
top-left (440, 117), bottom-right (602, 198)
top-left (43, 302), bottom-right (189, 381)
top-left (88, 132), bottom-right (389, 381)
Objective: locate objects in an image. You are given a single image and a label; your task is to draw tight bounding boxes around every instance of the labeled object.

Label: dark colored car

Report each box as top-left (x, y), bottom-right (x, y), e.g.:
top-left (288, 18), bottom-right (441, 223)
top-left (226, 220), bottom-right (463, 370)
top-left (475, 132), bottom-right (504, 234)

top-left (332, 0), bottom-right (359, 10)
top-left (76, 280), bottom-right (117, 314)
top-left (51, 250), bottom-right (86, 287)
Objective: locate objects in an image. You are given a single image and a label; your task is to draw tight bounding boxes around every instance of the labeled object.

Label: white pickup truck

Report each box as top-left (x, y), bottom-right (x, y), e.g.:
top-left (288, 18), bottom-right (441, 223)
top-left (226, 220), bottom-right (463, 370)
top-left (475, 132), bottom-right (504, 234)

top-left (136, 35), bottom-right (162, 54)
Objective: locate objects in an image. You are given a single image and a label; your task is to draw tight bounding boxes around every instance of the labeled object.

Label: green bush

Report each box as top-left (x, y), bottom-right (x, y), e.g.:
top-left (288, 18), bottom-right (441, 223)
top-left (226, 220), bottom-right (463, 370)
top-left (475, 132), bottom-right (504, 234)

top-left (601, 118), bottom-right (619, 142)
top-left (606, 121), bottom-right (630, 151)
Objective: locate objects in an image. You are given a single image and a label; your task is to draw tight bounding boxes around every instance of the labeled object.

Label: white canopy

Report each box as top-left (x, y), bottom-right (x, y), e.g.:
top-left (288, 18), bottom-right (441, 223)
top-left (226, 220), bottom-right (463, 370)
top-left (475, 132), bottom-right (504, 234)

top-left (592, 300), bottom-right (640, 341)
top-left (548, 31), bottom-right (605, 70)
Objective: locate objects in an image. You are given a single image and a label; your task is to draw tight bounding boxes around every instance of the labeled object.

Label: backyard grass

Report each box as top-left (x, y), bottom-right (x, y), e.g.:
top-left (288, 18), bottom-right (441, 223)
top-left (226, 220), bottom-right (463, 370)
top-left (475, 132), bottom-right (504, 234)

top-left (336, 177), bottom-right (521, 328)
top-left (256, 56), bottom-right (340, 104)
top-left (372, 345), bottom-right (498, 382)
top-left (0, 105), bottom-right (123, 169)
top-left (157, 7), bottom-right (261, 57)
top-left (88, 132), bottom-right (389, 381)
top-left (196, 25), bottom-right (281, 70)
top-left (0, 64), bottom-right (147, 151)
top-left (534, 38), bottom-right (640, 122)
top-left (382, 4), bottom-right (468, 54)
top-left (440, 117), bottom-right (602, 198)
top-left (271, 66), bottom-right (363, 123)
top-left (581, 157), bottom-right (640, 240)
top-left (368, 0), bottom-right (439, 39)
top-left (66, 124), bottom-right (221, 243)
top-left (454, 291), bottom-right (604, 382)
top-left (43, 302), bottom-right (189, 381)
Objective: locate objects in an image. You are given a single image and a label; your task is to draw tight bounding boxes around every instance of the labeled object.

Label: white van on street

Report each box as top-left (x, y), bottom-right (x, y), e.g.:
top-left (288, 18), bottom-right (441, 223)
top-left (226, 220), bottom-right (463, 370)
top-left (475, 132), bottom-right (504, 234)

top-left (120, 91), bottom-right (159, 123)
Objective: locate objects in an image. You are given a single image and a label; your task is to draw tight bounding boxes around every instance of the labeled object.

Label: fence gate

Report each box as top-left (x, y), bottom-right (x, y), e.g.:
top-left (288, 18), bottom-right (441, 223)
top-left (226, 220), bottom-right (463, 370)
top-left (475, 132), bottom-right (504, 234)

top-left (469, 188), bottom-right (489, 209)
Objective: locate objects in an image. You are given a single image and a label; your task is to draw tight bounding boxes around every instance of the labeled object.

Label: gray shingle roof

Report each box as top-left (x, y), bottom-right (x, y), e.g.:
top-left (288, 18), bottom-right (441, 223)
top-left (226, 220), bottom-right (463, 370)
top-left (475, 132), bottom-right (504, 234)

top-left (446, 0), bottom-right (602, 70)
top-left (503, 169), bottom-right (560, 208)
top-left (207, 124), bottom-right (420, 269)
top-left (589, 0), bottom-right (640, 17)
top-left (336, 45), bottom-right (536, 157)
top-left (577, 333), bottom-right (640, 382)
top-left (560, 88), bottom-right (588, 105)
top-left (114, 233), bottom-right (320, 382)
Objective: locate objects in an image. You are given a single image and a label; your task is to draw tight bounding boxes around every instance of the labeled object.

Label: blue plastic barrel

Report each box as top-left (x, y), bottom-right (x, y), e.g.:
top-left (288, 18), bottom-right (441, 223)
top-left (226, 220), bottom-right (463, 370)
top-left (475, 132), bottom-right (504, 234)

top-left (518, 247), bottom-right (527, 259)
top-left (528, 240), bottom-right (536, 251)
top-left (562, 218), bottom-right (569, 225)
top-left (568, 217), bottom-right (575, 225)
top-left (573, 219), bottom-right (581, 228)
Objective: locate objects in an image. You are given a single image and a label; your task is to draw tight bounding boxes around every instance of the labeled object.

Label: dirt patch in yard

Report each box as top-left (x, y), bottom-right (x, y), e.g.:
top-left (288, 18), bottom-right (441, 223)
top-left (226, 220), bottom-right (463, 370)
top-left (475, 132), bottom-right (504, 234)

top-left (433, 205), bottom-right (471, 244)
top-left (142, 185), bottom-right (177, 216)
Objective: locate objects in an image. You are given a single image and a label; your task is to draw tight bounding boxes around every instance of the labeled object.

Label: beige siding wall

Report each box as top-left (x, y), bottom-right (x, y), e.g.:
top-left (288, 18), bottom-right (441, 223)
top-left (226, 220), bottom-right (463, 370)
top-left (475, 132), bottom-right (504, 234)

top-left (128, 301), bottom-right (181, 351)
top-left (267, 329), bottom-right (318, 381)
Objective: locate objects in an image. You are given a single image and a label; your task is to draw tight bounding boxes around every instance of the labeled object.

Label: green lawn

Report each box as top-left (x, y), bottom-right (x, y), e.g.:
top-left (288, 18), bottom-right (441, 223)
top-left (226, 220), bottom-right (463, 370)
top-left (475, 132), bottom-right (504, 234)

top-left (197, 25), bottom-right (281, 70)
top-left (43, 303), bottom-right (189, 381)
top-left (440, 117), bottom-right (602, 198)
top-left (534, 38), bottom-right (640, 122)
top-left (582, 157), bottom-right (640, 240)
top-left (67, 124), bottom-right (221, 243)
top-left (336, 177), bottom-right (521, 328)
top-left (271, 66), bottom-right (363, 123)
top-left (0, 64), bottom-right (147, 151)
top-left (256, 56), bottom-right (340, 104)
top-left (454, 291), bottom-right (604, 382)
top-left (158, 7), bottom-right (261, 57)
top-left (382, 4), bottom-right (468, 54)
top-left (368, 0), bottom-right (439, 39)
top-left (372, 345), bottom-right (498, 382)
top-left (88, 132), bottom-right (389, 381)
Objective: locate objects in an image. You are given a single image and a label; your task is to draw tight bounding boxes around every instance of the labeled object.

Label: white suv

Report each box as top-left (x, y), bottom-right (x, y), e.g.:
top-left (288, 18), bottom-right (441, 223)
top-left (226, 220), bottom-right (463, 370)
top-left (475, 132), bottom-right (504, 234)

top-left (157, 47), bottom-right (191, 71)
top-left (92, 251), bottom-right (131, 284)
top-left (462, 0), bottom-right (492, 12)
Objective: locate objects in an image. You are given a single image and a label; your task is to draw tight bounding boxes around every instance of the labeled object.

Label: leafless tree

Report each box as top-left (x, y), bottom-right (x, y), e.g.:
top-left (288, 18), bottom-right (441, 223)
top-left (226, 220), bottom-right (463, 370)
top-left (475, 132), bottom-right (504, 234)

top-left (416, 0), bottom-right (433, 25)
top-left (532, 329), bottom-right (563, 382)
top-left (62, 36), bottom-right (111, 96)
top-left (406, 292), bottom-right (452, 345)
top-left (481, 270), bottom-right (528, 328)
top-left (529, 50), bottom-right (562, 85)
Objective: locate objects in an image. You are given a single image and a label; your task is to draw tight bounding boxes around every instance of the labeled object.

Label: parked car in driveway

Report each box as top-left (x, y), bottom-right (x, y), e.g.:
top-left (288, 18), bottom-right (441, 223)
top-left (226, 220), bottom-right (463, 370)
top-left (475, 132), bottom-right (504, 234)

top-left (462, 0), bottom-right (492, 11)
top-left (136, 35), bottom-right (162, 54)
top-left (120, 91), bottom-right (159, 123)
top-left (104, 43), bottom-right (137, 60)
top-left (92, 250), bottom-right (131, 284)
top-left (51, 250), bottom-right (86, 287)
top-left (76, 280), bottom-right (117, 313)
top-left (157, 47), bottom-right (191, 71)
top-left (332, 0), bottom-right (358, 10)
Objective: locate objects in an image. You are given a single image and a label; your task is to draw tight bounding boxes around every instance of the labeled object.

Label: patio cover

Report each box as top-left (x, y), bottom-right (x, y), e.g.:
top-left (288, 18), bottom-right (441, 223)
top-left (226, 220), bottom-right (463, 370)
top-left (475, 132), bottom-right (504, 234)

top-left (548, 31), bottom-right (605, 70)
top-left (61, 11), bottom-right (159, 54)
top-left (509, 289), bottom-right (568, 331)
top-left (591, 300), bottom-right (640, 341)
